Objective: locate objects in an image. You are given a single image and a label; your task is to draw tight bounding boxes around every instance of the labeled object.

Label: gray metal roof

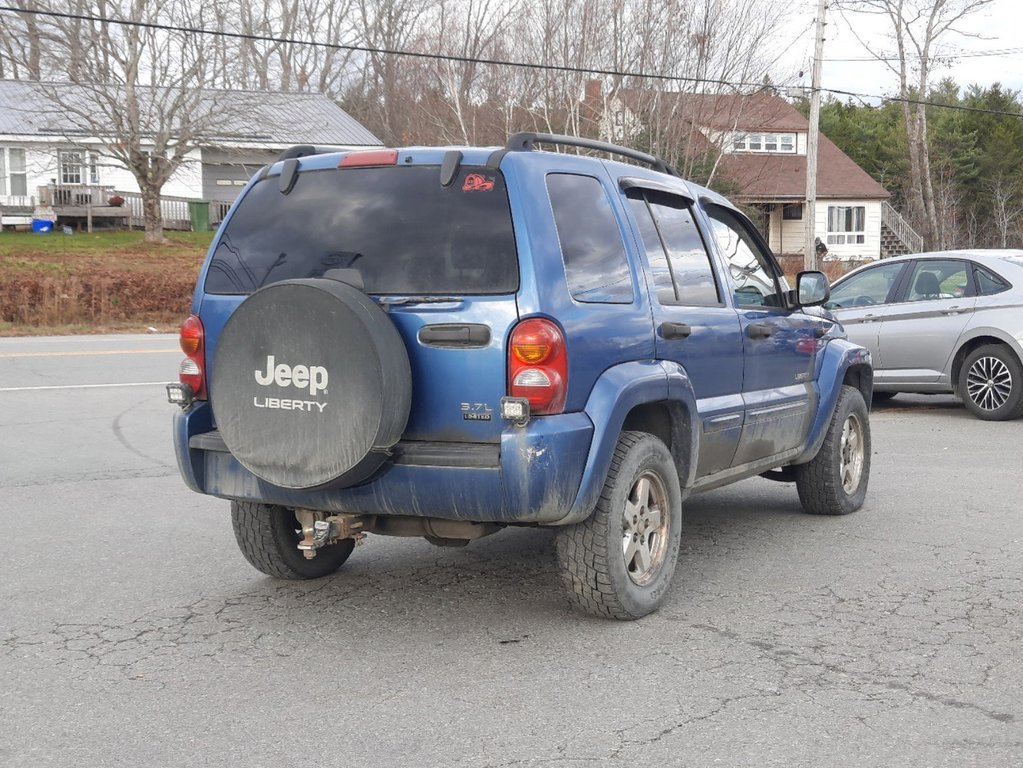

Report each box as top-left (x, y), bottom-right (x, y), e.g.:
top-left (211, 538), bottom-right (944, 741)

top-left (0, 79), bottom-right (381, 147)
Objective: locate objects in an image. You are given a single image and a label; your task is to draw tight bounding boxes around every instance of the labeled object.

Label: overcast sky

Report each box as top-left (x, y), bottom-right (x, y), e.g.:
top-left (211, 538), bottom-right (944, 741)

top-left (776, 0), bottom-right (1023, 103)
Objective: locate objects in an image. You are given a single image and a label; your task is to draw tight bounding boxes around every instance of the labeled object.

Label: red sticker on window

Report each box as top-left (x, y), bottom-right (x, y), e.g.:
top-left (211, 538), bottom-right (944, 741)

top-left (462, 173), bottom-right (495, 192)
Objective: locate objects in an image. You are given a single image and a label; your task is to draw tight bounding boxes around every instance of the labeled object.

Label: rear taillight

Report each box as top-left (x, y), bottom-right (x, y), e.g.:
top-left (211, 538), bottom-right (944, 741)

top-left (178, 314), bottom-right (207, 399)
top-left (509, 318), bottom-right (567, 415)
top-left (338, 149), bottom-right (399, 168)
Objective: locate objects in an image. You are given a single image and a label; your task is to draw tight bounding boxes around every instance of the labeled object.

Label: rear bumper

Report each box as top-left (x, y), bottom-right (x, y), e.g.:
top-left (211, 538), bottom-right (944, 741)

top-left (173, 402), bottom-right (593, 524)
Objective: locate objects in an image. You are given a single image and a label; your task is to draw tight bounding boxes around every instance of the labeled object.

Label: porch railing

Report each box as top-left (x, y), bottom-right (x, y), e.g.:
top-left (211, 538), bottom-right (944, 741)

top-left (0, 194), bottom-right (35, 210)
top-left (116, 191), bottom-right (192, 230)
top-left (38, 184), bottom-right (116, 207)
top-left (211, 199), bottom-right (232, 225)
top-left (881, 201), bottom-right (923, 255)
top-left (33, 184), bottom-right (235, 231)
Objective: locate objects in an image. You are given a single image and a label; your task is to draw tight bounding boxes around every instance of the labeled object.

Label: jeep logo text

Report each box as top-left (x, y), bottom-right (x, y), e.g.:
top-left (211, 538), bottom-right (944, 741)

top-left (254, 355), bottom-right (328, 396)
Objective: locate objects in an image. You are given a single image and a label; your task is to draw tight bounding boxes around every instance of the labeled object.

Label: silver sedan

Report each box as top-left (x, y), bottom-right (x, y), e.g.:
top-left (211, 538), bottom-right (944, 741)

top-left (826, 250), bottom-right (1023, 420)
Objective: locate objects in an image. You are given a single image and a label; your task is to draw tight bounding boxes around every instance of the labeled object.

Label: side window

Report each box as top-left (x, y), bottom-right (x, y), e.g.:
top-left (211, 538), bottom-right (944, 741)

top-left (906, 260), bottom-right (970, 302)
top-left (827, 262), bottom-right (904, 308)
top-left (627, 192), bottom-right (719, 306)
top-left (705, 205), bottom-right (783, 307)
top-left (974, 265), bottom-right (1010, 296)
top-left (627, 196), bottom-right (675, 304)
top-left (547, 174), bottom-right (634, 304)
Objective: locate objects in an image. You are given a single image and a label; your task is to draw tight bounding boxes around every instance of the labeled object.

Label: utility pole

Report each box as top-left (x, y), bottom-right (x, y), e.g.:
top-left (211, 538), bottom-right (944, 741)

top-left (804, 0), bottom-right (827, 271)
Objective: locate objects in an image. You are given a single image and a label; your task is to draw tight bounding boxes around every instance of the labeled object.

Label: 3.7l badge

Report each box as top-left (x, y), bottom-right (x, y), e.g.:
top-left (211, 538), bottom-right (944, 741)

top-left (462, 402), bottom-right (493, 421)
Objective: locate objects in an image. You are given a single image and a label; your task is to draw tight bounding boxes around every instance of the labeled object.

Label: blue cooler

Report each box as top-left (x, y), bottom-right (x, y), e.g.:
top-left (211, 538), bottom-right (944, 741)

top-left (31, 219), bottom-right (53, 234)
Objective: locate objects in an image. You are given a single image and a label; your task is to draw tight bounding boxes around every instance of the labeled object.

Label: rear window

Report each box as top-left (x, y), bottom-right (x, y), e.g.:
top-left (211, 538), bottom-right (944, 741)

top-left (204, 165), bottom-right (518, 295)
top-left (975, 265), bottom-right (1010, 295)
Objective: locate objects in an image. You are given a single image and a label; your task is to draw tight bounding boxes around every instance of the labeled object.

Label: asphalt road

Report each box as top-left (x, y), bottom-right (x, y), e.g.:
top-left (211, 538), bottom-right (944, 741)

top-left (1, 334), bottom-right (1021, 767)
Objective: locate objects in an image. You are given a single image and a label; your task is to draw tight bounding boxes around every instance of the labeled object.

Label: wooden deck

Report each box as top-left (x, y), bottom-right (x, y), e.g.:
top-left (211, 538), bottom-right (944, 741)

top-left (4, 184), bottom-right (233, 231)
top-left (50, 205), bottom-right (130, 220)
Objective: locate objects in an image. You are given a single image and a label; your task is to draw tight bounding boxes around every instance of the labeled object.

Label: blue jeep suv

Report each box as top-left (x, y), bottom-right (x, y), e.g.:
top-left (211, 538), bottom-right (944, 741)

top-left (169, 133), bottom-right (873, 619)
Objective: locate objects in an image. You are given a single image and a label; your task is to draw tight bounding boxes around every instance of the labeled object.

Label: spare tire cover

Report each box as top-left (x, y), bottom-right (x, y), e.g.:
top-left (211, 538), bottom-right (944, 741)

top-left (211, 278), bottom-right (412, 490)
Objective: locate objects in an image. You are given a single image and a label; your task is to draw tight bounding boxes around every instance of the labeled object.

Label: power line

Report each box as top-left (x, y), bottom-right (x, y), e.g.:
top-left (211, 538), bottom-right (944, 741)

top-left (824, 87), bottom-right (1022, 117)
top-left (826, 46), bottom-right (1023, 63)
top-left (0, 6), bottom-right (774, 92)
top-left (1, 5), bottom-right (1021, 120)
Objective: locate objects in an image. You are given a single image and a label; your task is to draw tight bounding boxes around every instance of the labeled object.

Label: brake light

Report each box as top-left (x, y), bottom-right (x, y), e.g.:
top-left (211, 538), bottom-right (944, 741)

top-left (509, 318), bottom-right (567, 414)
top-left (338, 149), bottom-right (399, 168)
top-left (178, 314), bottom-right (207, 399)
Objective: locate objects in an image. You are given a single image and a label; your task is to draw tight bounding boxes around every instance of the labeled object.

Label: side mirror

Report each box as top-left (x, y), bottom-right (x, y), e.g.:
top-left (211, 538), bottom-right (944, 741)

top-left (797, 270), bottom-right (830, 307)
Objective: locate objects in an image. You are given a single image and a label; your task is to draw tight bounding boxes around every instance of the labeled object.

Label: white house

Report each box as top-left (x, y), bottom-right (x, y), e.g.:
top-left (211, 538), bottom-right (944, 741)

top-left (0, 80), bottom-right (381, 228)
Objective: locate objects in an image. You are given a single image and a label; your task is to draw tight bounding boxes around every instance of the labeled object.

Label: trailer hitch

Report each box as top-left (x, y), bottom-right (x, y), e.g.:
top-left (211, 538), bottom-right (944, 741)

top-left (295, 510), bottom-right (365, 559)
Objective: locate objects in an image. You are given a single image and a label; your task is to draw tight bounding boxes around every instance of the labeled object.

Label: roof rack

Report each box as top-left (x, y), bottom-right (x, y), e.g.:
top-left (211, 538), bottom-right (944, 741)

top-left (275, 145), bottom-right (376, 161)
top-left (505, 132), bottom-right (676, 176)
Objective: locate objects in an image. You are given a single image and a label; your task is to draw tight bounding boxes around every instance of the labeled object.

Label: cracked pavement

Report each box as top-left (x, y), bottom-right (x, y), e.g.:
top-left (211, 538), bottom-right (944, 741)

top-left (1, 335), bottom-right (1021, 766)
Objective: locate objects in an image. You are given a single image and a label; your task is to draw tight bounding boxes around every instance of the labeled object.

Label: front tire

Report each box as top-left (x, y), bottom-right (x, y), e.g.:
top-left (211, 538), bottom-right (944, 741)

top-left (555, 431), bottom-right (682, 620)
top-left (958, 344), bottom-right (1023, 421)
top-left (795, 385), bottom-right (871, 515)
top-left (231, 501), bottom-right (355, 579)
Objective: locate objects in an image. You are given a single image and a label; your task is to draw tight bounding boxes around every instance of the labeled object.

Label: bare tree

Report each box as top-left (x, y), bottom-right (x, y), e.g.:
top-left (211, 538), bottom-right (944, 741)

top-left (0, 1), bottom-right (44, 80)
top-left (414, 0), bottom-right (517, 144)
top-left (17, 0), bottom-right (235, 242)
top-left (988, 171), bottom-right (1022, 247)
top-left (837, 0), bottom-right (995, 249)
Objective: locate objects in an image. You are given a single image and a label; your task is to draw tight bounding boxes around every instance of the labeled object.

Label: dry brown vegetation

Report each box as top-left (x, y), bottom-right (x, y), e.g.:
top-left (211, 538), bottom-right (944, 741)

top-left (0, 231), bottom-right (211, 335)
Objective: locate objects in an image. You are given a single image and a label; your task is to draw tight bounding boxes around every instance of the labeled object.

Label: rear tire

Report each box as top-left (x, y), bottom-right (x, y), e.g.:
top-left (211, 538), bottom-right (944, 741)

top-left (555, 431), bottom-right (682, 620)
top-left (958, 344), bottom-right (1023, 421)
top-left (796, 385), bottom-right (870, 515)
top-left (231, 501), bottom-right (355, 579)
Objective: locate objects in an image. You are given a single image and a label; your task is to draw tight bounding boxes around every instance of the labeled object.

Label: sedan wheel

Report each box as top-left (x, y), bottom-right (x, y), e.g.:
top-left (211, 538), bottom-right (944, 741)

top-left (958, 344), bottom-right (1023, 421)
top-left (966, 356), bottom-right (1013, 412)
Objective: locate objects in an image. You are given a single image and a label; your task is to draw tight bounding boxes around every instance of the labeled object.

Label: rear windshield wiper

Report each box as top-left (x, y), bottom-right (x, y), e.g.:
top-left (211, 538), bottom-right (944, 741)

top-left (376, 296), bottom-right (462, 306)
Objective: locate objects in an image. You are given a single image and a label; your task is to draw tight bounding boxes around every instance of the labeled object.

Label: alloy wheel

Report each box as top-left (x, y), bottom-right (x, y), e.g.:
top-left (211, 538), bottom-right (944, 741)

top-left (966, 356), bottom-right (1013, 412)
top-left (622, 471), bottom-right (671, 586)
top-left (839, 412), bottom-right (865, 495)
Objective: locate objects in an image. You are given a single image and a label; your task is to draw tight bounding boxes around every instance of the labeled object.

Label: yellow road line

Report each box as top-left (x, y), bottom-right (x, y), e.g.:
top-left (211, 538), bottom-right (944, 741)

top-left (0, 381), bottom-right (167, 392)
top-left (0, 348), bottom-right (179, 359)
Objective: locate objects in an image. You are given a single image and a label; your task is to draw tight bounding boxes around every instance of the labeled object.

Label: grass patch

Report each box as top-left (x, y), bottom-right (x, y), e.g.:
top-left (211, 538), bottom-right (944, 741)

top-left (0, 230), bottom-right (214, 256)
top-left (0, 230), bottom-right (212, 333)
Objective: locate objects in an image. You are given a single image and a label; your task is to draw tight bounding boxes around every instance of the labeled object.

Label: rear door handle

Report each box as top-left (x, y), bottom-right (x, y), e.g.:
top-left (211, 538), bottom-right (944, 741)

top-left (941, 306), bottom-right (962, 316)
top-left (747, 322), bottom-right (773, 339)
top-left (418, 323), bottom-right (491, 348)
top-left (659, 322), bottom-right (692, 340)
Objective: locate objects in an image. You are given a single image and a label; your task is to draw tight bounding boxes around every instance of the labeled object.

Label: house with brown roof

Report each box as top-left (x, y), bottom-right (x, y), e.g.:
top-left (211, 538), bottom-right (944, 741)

top-left (587, 86), bottom-right (921, 261)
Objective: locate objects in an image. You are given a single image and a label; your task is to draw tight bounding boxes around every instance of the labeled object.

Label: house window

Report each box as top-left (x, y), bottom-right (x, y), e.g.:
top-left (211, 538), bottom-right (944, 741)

top-left (826, 205), bottom-right (866, 245)
top-left (59, 150), bottom-right (83, 184)
top-left (782, 203), bottom-right (803, 220)
top-left (58, 150), bottom-right (99, 185)
top-left (731, 132), bottom-right (797, 154)
top-left (0, 148), bottom-right (28, 197)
